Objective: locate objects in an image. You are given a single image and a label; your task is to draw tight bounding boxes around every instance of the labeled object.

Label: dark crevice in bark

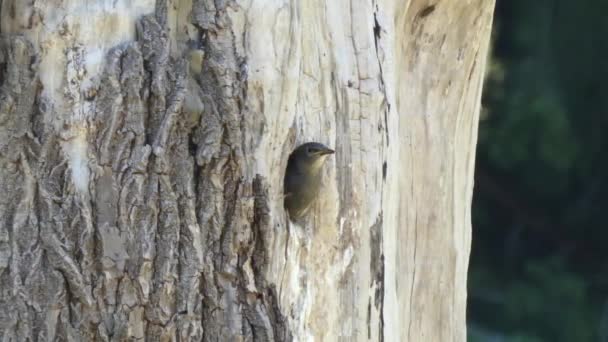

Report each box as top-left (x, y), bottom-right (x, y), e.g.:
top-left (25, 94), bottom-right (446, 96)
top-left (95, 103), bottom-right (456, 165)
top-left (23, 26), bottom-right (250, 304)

top-left (382, 161), bottom-right (387, 180)
top-left (372, 8), bottom-right (390, 147)
top-left (367, 300), bottom-right (372, 339)
top-left (418, 4), bottom-right (437, 19)
top-left (370, 213), bottom-right (385, 342)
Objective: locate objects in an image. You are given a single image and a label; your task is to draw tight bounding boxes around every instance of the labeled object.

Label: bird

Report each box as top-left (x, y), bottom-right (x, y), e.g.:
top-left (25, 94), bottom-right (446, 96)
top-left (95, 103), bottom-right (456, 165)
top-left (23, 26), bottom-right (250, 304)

top-left (284, 142), bottom-right (335, 221)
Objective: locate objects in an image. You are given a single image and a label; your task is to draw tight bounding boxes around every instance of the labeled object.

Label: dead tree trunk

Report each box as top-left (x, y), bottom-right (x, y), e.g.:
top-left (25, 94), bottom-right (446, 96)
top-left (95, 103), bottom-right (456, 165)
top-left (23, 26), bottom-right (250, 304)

top-left (0, 0), bottom-right (494, 340)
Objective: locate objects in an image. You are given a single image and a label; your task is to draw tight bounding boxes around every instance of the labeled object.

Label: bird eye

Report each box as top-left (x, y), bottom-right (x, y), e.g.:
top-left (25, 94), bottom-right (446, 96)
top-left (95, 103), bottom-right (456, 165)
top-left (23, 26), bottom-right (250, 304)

top-left (308, 147), bottom-right (318, 154)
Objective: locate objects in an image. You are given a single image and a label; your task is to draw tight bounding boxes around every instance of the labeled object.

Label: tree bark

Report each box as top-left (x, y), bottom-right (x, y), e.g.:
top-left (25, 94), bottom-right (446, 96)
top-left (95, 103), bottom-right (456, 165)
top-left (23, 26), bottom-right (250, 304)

top-left (0, 0), bottom-right (494, 341)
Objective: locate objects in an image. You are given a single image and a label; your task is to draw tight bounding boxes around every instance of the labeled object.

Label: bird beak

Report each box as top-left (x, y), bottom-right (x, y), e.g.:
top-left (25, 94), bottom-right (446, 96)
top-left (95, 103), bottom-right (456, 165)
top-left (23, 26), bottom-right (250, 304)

top-left (320, 148), bottom-right (335, 155)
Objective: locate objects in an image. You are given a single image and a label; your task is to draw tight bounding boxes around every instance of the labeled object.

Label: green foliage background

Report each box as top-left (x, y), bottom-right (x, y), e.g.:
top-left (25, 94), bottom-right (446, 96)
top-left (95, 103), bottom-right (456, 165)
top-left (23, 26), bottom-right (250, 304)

top-left (468, 0), bottom-right (608, 340)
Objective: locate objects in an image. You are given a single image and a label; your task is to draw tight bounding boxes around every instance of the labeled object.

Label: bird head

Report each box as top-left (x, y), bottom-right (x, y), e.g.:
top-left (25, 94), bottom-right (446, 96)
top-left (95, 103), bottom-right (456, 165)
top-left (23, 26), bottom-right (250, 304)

top-left (290, 142), bottom-right (335, 172)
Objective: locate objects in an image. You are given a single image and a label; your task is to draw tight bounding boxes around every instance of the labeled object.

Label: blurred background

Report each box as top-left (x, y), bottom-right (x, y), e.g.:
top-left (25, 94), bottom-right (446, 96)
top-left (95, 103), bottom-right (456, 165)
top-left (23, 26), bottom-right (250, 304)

top-left (468, 0), bottom-right (608, 341)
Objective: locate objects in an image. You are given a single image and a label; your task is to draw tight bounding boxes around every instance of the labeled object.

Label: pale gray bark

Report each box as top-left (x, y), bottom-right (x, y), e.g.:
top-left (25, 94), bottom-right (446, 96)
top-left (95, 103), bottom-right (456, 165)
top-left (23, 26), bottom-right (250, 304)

top-left (0, 0), bottom-right (495, 341)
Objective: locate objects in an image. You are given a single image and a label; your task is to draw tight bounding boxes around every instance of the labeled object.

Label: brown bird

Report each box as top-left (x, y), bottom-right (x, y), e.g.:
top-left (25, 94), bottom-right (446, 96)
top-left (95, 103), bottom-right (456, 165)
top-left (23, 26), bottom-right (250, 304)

top-left (283, 142), bottom-right (335, 221)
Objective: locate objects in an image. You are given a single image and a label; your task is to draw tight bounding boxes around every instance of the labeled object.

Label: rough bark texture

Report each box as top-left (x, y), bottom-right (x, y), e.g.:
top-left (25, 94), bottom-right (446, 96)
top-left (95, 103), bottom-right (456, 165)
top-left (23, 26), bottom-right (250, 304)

top-left (0, 0), bottom-right (494, 341)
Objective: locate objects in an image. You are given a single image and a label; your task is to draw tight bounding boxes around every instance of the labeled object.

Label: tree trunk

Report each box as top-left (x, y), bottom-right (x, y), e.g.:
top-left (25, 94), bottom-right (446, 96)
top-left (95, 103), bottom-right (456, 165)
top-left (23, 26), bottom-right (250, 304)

top-left (0, 0), bottom-right (494, 341)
